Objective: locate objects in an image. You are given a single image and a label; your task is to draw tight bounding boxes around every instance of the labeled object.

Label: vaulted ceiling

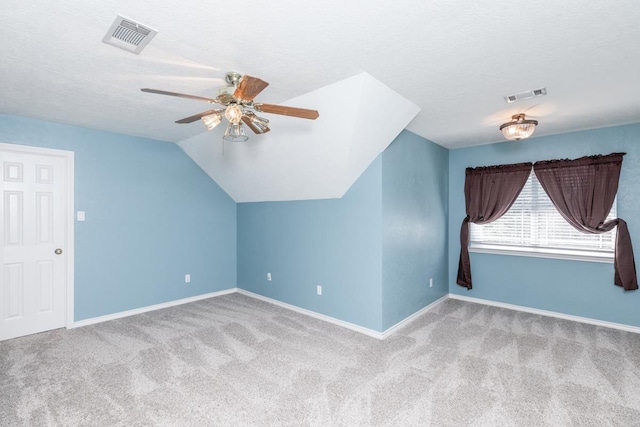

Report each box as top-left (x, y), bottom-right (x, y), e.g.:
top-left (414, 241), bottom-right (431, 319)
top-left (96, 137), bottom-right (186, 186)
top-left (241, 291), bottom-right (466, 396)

top-left (179, 73), bottom-right (419, 202)
top-left (2, 1), bottom-right (640, 200)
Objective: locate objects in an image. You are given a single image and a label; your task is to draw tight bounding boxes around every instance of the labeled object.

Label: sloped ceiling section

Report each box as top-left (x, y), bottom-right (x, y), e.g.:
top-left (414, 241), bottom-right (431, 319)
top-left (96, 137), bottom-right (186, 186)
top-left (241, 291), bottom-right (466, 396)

top-left (178, 73), bottom-right (420, 203)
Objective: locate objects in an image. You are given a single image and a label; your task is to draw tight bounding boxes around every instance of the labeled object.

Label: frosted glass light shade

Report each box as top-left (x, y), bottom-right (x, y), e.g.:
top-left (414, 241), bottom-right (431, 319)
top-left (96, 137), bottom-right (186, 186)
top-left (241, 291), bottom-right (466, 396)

top-left (500, 113), bottom-right (538, 141)
top-left (201, 112), bottom-right (223, 130)
top-left (244, 111), bottom-right (270, 133)
top-left (224, 104), bottom-right (243, 124)
top-left (223, 123), bottom-right (248, 142)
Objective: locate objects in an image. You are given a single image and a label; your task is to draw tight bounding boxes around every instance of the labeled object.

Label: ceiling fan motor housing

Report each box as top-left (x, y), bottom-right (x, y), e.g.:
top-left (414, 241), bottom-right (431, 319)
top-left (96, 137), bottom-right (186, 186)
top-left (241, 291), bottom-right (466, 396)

top-left (225, 72), bottom-right (243, 87)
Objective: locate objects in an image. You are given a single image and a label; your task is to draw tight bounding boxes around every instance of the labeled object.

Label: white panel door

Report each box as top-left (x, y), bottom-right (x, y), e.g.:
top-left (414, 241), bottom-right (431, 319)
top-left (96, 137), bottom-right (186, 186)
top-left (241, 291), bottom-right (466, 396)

top-left (0, 149), bottom-right (68, 341)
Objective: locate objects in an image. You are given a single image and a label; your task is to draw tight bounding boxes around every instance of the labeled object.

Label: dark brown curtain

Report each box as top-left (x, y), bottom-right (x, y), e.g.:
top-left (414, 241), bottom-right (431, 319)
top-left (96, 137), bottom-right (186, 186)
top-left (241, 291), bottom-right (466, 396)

top-left (457, 162), bottom-right (532, 289)
top-left (533, 153), bottom-right (638, 290)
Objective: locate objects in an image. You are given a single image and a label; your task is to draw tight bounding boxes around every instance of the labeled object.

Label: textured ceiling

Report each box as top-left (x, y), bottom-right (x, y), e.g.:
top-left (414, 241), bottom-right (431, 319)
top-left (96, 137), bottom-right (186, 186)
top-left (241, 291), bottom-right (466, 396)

top-left (1, 0), bottom-right (640, 150)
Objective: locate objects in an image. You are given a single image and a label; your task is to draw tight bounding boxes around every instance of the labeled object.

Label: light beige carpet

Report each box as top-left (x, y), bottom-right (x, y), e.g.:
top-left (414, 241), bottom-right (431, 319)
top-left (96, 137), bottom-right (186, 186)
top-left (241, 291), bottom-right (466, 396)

top-left (1, 293), bottom-right (640, 426)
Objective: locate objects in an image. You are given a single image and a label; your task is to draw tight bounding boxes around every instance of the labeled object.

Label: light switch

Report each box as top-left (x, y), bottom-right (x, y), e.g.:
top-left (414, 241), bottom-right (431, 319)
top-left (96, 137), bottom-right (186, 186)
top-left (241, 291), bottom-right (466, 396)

top-left (77, 211), bottom-right (85, 221)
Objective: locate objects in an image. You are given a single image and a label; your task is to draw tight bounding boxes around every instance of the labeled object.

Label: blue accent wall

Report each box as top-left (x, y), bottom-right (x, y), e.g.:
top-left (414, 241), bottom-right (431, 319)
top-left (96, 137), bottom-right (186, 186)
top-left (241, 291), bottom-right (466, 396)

top-left (381, 131), bottom-right (449, 329)
top-left (237, 130), bottom-right (450, 332)
top-left (0, 114), bottom-right (237, 321)
top-left (237, 158), bottom-right (384, 331)
top-left (448, 123), bottom-right (640, 326)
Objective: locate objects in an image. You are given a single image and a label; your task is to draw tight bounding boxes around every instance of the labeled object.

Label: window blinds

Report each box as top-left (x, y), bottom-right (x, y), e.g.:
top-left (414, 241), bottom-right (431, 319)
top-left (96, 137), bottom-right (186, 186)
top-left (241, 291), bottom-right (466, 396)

top-left (470, 173), bottom-right (616, 254)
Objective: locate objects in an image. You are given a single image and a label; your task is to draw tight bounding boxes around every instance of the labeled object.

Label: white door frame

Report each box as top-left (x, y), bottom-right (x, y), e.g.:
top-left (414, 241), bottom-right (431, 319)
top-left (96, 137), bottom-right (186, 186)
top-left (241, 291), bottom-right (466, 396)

top-left (0, 142), bottom-right (75, 328)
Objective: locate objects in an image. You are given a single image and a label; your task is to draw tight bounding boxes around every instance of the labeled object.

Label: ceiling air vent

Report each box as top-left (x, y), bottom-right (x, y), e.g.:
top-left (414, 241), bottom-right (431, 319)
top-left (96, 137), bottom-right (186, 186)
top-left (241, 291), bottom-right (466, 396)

top-left (102, 15), bottom-right (157, 54)
top-left (504, 87), bottom-right (547, 104)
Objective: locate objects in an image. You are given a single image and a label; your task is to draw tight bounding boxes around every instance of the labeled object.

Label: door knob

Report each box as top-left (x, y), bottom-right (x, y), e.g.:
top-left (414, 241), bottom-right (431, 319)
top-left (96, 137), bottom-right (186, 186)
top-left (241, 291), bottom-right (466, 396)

top-left (55, 248), bottom-right (63, 255)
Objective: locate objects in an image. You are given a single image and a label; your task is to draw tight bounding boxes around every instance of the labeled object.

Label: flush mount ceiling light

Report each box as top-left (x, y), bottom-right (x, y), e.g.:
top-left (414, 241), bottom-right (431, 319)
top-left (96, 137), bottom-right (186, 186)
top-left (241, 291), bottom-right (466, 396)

top-left (499, 113), bottom-right (538, 141)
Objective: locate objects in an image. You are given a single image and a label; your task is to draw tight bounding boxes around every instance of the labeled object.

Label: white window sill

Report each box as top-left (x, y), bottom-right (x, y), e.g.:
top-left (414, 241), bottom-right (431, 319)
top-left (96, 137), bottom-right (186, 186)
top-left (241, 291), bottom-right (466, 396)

top-left (469, 244), bottom-right (614, 264)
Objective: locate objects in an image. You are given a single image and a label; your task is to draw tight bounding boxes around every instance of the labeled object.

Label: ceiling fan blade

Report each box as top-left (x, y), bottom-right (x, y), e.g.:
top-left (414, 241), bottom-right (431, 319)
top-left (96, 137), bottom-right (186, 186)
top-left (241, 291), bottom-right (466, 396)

top-left (175, 109), bottom-right (220, 124)
top-left (241, 116), bottom-right (271, 134)
top-left (141, 88), bottom-right (219, 104)
top-left (233, 76), bottom-right (269, 101)
top-left (254, 103), bottom-right (319, 120)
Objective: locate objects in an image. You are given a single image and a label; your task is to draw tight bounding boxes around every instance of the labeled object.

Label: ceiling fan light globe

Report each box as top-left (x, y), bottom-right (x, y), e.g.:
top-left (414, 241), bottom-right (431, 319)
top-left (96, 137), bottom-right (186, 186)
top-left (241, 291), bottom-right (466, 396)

top-left (201, 112), bottom-right (223, 130)
top-left (225, 104), bottom-right (243, 124)
top-left (251, 115), bottom-right (269, 127)
top-left (251, 121), bottom-right (269, 133)
top-left (223, 123), bottom-right (249, 142)
top-left (248, 113), bottom-right (269, 133)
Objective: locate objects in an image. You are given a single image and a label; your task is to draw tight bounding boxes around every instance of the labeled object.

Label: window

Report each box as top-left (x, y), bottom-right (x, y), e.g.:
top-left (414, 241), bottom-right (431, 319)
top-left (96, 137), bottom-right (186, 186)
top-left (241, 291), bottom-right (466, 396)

top-left (469, 172), bottom-right (617, 262)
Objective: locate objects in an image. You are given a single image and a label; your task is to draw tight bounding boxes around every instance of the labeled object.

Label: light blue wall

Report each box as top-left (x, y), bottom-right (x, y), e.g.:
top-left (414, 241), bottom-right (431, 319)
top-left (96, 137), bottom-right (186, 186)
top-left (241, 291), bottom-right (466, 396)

top-left (237, 131), bottom-right (452, 332)
top-left (237, 157), bottom-right (384, 331)
top-left (448, 123), bottom-right (640, 326)
top-left (381, 131), bottom-right (449, 329)
top-left (0, 114), bottom-right (237, 321)
top-left (9, 114), bottom-right (636, 331)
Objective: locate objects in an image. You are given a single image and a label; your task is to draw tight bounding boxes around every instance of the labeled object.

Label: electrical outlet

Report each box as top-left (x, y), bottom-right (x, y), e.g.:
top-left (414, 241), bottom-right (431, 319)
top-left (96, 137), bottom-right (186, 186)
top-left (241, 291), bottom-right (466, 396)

top-left (317, 285), bottom-right (322, 295)
top-left (267, 272), bottom-right (272, 281)
top-left (185, 274), bottom-right (191, 283)
top-left (429, 278), bottom-right (433, 288)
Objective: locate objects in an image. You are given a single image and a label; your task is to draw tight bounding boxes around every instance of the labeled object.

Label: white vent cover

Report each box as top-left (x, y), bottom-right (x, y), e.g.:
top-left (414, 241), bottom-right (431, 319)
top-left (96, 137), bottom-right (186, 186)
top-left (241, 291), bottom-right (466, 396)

top-left (102, 15), bottom-right (157, 54)
top-left (504, 87), bottom-right (547, 103)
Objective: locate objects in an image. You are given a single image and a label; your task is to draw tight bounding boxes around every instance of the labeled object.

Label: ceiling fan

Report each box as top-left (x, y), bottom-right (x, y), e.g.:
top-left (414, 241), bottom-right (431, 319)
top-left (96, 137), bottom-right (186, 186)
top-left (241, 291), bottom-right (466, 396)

top-left (141, 72), bottom-right (319, 142)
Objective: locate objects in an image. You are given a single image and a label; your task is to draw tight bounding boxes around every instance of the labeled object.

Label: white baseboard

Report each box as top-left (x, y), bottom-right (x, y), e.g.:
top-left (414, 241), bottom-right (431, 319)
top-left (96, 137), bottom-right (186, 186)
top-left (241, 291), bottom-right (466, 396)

top-left (380, 294), bottom-right (449, 339)
top-left (68, 287), bottom-right (638, 340)
top-left (236, 289), bottom-right (385, 338)
top-left (69, 288), bottom-right (237, 329)
top-left (448, 294), bottom-right (640, 334)
top-left (67, 286), bottom-right (446, 340)
top-left (236, 289), bottom-right (448, 339)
